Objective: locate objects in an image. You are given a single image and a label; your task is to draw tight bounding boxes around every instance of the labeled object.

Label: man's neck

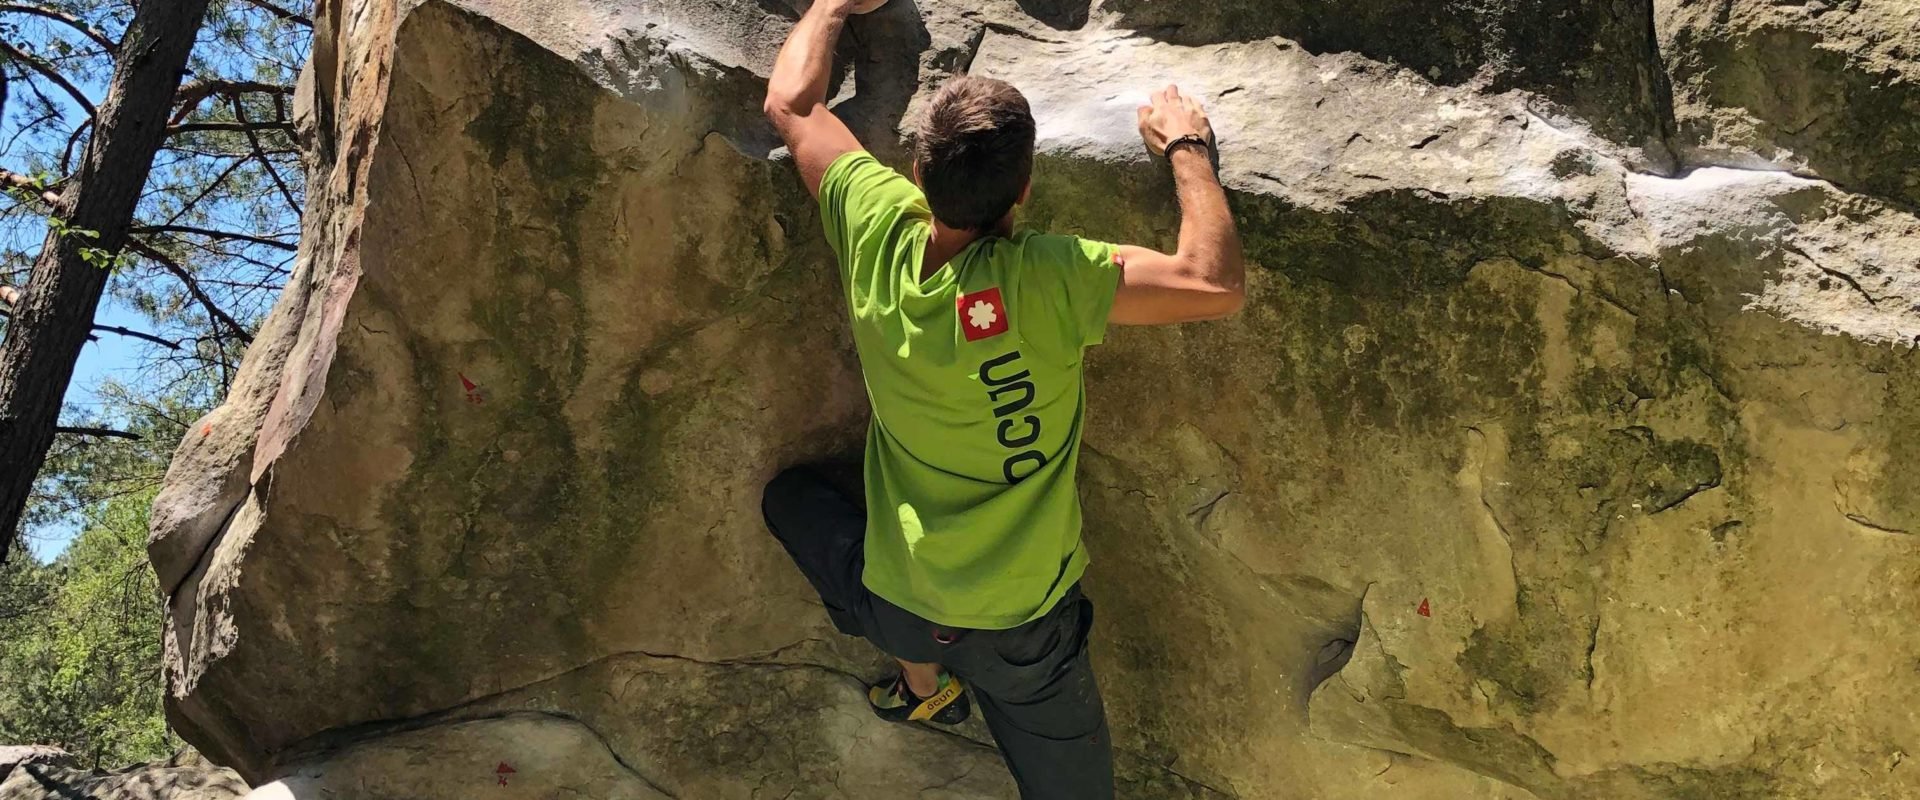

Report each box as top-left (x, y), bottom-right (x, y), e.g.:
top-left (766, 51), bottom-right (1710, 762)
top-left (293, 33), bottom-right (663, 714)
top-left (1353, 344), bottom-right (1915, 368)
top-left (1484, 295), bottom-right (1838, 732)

top-left (922, 216), bottom-right (1013, 280)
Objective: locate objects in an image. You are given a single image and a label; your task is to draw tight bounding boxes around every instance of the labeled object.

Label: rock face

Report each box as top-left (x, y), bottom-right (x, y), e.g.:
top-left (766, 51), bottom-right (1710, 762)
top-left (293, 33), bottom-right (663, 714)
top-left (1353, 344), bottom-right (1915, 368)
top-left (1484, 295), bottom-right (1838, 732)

top-left (245, 715), bottom-right (676, 800)
top-left (1659, 0), bottom-right (1920, 207)
top-left (1106, 0), bottom-right (1677, 167)
top-left (149, 0), bottom-right (1920, 797)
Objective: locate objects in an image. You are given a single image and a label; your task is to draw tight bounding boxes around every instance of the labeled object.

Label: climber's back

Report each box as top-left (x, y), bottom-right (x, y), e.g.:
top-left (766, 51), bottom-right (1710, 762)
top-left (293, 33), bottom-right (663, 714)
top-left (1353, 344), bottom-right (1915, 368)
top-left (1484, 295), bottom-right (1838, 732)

top-left (821, 140), bottom-right (1121, 629)
top-left (761, 12), bottom-right (1243, 791)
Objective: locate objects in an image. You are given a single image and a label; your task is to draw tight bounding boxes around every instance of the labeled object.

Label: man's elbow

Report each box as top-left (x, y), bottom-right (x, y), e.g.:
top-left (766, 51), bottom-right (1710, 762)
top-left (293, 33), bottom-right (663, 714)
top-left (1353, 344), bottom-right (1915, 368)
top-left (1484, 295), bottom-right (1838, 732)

top-left (762, 93), bottom-right (790, 123)
top-left (1199, 285), bottom-right (1246, 321)
top-left (1220, 286), bottom-right (1248, 318)
top-left (1176, 282), bottom-right (1244, 323)
top-left (1196, 256), bottom-right (1247, 320)
top-left (763, 86), bottom-right (812, 123)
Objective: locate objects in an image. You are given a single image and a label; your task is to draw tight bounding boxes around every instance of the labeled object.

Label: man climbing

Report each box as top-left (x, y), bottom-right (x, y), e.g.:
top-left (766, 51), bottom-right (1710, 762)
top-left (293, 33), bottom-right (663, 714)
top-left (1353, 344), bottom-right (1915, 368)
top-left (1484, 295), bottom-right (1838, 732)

top-left (757, 0), bottom-right (1244, 796)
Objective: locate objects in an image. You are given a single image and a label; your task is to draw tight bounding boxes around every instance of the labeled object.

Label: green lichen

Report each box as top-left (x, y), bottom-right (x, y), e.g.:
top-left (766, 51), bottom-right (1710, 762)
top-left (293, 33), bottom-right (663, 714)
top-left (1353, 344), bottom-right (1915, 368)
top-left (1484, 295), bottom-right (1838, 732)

top-left (1461, 586), bottom-right (1583, 717)
top-left (1597, 762), bottom-right (1782, 800)
top-left (1382, 702), bottom-right (1565, 793)
top-left (372, 1), bottom-right (619, 674)
top-left (1877, 355), bottom-right (1920, 527)
top-left (1023, 157), bottom-right (1586, 436)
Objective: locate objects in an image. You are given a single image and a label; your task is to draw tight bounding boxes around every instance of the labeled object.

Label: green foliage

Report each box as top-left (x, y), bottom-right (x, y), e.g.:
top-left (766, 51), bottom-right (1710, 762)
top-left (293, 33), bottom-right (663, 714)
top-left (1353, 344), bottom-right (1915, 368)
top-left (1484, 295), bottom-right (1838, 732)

top-left (4, 383), bottom-right (203, 767)
top-left (29, 382), bottom-right (198, 534)
top-left (0, 539), bottom-right (56, 629)
top-left (0, 489), bottom-right (174, 768)
top-left (45, 213), bottom-right (116, 270)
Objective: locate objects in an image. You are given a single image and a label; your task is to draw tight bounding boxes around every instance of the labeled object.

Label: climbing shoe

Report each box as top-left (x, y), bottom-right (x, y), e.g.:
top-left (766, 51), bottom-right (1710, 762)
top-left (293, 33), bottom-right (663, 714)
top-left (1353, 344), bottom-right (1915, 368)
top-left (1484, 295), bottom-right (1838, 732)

top-left (868, 670), bottom-right (970, 724)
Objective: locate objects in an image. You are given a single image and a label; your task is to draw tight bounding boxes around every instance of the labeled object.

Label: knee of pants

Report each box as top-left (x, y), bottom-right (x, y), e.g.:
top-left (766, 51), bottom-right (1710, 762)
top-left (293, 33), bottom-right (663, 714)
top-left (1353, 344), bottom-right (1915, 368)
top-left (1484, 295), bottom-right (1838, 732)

top-left (760, 466), bottom-right (821, 531)
top-left (972, 662), bottom-right (1108, 741)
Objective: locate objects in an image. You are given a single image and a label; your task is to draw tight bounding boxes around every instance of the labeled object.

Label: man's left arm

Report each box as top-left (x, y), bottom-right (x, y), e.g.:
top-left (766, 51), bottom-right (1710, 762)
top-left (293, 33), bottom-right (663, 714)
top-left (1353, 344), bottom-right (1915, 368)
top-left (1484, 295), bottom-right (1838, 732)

top-left (763, 0), bottom-right (881, 197)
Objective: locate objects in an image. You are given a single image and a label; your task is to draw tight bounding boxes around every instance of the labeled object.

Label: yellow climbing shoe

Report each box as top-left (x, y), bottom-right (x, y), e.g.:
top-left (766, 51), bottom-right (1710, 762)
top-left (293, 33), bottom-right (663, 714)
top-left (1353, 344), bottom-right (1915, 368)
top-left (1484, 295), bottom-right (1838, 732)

top-left (868, 670), bottom-right (970, 724)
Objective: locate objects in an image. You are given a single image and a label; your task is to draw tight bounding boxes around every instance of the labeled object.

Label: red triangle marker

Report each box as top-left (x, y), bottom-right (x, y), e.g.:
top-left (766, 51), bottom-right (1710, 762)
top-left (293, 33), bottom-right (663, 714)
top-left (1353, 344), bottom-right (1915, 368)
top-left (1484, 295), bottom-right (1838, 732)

top-left (495, 762), bottom-right (515, 786)
top-left (1417, 598), bottom-right (1431, 617)
top-left (459, 373), bottom-right (478, 393)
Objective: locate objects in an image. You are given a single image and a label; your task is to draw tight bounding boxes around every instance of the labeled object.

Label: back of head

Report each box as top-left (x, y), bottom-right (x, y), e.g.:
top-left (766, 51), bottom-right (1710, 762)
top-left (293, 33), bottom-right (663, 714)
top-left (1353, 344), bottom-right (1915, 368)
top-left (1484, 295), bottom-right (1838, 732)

top-left (913, 76), bottom-right (1036, 232)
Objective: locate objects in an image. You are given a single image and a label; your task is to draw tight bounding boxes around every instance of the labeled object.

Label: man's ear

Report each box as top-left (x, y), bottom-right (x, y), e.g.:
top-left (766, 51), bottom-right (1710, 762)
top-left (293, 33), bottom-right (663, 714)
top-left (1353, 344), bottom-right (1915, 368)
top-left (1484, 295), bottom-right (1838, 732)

top-left (1018, 180), bottom-right (1032, 205)
top-left (912, 161), bottom-right (923, 186)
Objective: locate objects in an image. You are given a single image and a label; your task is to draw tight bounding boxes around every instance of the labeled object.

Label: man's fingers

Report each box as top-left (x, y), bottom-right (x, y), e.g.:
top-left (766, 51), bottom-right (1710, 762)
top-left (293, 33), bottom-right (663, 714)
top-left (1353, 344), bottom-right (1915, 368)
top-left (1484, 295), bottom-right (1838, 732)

top-left (1137, 105), bottom-right (1151, 126)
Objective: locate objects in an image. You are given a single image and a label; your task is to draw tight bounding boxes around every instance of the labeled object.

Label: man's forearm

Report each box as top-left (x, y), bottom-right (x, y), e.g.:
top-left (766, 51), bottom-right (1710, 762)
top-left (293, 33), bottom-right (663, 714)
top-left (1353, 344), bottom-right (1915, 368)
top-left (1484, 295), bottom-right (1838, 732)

top-left (1170, 148), bottom-right (1244, 291)
top-left (765, 1), bottom-right (855, 116)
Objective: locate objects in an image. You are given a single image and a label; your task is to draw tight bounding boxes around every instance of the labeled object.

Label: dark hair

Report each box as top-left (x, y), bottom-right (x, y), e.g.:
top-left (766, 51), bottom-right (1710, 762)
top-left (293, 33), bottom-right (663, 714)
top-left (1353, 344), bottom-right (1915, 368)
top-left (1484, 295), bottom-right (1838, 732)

top-left (912, 76), bottom-right (1035, 231)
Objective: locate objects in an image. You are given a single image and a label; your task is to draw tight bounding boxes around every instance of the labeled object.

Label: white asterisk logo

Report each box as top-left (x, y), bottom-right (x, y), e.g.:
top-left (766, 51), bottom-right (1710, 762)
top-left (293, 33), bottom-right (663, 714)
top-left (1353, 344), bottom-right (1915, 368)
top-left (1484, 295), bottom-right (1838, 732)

top-left (967, 300), bottom-right (999, 330)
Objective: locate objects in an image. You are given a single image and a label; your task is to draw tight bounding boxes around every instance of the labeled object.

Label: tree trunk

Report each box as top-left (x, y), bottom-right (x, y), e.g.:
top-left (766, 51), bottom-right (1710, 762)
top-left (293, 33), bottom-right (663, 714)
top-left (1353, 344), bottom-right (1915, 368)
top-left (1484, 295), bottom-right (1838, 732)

top-left (0, 0), bottom-right (215, 564)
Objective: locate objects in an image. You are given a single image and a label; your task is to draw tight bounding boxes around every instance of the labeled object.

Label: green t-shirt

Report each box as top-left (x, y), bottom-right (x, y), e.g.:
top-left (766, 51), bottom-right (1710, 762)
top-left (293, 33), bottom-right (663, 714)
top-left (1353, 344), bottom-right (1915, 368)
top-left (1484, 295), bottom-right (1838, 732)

top-left (819, 151), bottom-right (1121, 630)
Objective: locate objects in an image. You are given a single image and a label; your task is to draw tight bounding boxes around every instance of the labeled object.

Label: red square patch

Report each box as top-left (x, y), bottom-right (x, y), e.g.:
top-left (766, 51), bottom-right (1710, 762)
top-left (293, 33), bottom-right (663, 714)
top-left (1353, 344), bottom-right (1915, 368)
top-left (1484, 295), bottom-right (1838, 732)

top-left (957, 287), bottom-right (1010, 342)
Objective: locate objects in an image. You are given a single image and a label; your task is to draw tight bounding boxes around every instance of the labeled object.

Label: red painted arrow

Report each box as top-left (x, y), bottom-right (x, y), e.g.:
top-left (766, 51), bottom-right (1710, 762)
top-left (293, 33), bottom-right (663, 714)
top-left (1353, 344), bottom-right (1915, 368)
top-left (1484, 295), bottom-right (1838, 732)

top-left (459, 373), bottom-right (486, 405)
top-left (1417, 598), bottom-right (1431, 617)
top-left (495, 762), bottom-right (515, 786)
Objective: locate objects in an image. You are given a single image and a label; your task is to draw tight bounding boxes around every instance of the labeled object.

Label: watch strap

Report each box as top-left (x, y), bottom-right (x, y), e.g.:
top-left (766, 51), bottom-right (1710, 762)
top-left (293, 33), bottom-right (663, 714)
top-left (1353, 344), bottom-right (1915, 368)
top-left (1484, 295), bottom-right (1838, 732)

top-left (1164, 134), bottom-right (1212, 159)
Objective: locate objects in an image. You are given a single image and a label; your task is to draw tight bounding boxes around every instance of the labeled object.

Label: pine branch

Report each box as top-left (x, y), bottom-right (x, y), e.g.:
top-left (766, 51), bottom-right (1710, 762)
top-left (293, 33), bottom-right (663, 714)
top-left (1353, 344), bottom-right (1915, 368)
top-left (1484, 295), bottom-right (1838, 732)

top-left (54, 426), bottom-right (143, 441)
top-left (122, 238), bottom-right (254, 345)
top-left (0, 166), bottom-right (62, 205)
top-left (0, 38), bottom-right (97, 118)
top-left (158, 156), bottom-right (249, 226)
top-left (133, 224), bottom-right (297, 251)
top-left (89, 322), bottom-right (182, 350)
top-left (170, 78), bottom-right (294, 125)
top-left (1, 286), bottom-right (180, 349)
top-left (232, 94), bottom-right (299, 214)
top-left (3, 108), bottom-right (63, 153)
top-left (0, 4), bottom-right (119, 55)
top-left (166, 144), bottom-right (297, 159)
top-left (167, 120), bottom-right (294, 136)
top-left (61, 117), bottom-right (93, 172)
top-left (238, 0), bottom-right (313, 27)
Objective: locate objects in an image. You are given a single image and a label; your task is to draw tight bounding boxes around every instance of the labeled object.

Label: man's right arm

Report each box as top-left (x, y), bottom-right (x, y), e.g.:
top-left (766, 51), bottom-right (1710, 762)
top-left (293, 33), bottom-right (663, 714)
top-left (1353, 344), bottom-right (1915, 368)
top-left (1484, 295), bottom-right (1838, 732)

top-left (1110, 85), bottom-right (1246, 326)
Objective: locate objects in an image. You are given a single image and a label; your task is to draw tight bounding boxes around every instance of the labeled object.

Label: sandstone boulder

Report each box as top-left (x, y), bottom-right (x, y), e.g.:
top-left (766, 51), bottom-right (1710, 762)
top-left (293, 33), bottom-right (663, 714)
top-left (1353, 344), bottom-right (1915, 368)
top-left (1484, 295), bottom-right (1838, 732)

top-left (0, 751), bottom-right (245, 800)
top-left (150, 0), bottom-right (1920, 797)
top-left (0, 747), bottom-right (75, 783)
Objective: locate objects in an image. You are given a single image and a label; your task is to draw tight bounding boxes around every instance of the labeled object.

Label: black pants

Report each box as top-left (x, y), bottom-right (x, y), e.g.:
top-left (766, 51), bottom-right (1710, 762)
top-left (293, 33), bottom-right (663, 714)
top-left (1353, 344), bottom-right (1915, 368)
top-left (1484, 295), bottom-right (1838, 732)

top-left (760, 466), bottom-right (1115, 800)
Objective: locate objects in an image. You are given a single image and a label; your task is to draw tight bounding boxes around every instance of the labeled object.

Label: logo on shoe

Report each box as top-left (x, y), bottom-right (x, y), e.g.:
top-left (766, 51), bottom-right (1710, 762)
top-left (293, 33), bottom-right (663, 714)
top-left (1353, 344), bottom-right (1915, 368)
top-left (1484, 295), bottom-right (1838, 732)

top-left (958, 287), bottom-right (1009, 341)
top-left (909, 679), bottom-right (966, 722)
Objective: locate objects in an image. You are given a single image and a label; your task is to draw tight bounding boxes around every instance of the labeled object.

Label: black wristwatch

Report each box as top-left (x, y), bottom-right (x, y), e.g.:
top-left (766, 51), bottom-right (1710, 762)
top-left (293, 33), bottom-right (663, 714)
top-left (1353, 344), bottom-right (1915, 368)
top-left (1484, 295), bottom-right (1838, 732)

top-left (1164, 134), bottom-right (1212, 159)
